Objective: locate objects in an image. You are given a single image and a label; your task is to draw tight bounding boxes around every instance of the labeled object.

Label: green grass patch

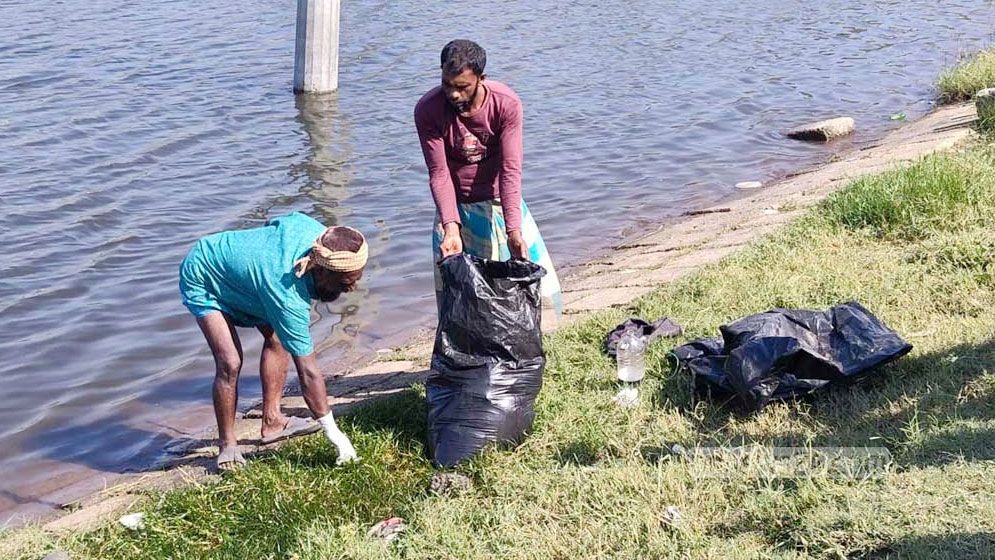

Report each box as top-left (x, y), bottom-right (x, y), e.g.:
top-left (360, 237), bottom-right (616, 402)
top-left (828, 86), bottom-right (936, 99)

top-left (5, 143), bottom-right (995, 559)
top-left (937, 48), bottom-right (995, 102)
top-left (819, 147), bottom-right (993, 239)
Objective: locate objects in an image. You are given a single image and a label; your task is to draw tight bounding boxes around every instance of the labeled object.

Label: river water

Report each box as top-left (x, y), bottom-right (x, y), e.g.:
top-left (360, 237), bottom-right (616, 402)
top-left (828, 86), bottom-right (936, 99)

top-left (1, 0), bottom-right (992, 524)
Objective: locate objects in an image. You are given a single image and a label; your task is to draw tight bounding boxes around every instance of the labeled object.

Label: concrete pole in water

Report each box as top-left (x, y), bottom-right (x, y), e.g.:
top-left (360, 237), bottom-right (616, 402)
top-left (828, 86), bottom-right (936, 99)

top-left (294, 0), bottom-right (340, 93)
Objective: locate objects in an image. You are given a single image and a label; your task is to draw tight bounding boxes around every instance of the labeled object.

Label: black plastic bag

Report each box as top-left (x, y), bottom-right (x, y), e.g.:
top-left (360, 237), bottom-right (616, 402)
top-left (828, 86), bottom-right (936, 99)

top-left (673, 301), bottom-right (912, 411)
top-left (427, 254), bottom-right (546, 467)
top-left (604, 317), bottom-right (683, 358)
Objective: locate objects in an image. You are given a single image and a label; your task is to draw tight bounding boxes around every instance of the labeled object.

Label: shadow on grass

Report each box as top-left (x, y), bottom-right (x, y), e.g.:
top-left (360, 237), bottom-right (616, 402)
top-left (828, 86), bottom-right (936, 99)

top-left (861, 531), bottom-right (995, 560)
top-left (555, 439), bottom-right (602, 466)
top-left (665, 339), bottom-right (995, 468)
top-left (713, 502), bottom-right (994, 558)
top-left (346, 386), bottom-right (429, 449)
top-left (286, 387), bottom-right (429, 470)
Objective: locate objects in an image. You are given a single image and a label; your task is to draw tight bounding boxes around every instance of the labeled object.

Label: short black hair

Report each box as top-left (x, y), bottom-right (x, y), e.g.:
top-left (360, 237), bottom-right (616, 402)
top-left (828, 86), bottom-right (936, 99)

top-left (440, 39), bottom-right (486, 76)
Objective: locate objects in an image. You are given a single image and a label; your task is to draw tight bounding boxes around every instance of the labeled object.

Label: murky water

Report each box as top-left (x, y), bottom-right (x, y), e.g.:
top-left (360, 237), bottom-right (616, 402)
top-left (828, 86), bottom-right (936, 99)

top-left (1, 0), bottom-right (992, 524)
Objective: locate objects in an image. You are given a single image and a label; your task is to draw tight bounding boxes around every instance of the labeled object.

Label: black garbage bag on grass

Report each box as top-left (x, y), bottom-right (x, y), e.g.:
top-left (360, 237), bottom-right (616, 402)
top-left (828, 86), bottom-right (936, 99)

top-left (427, 254), bottom-right (546, 467)
top-left (673, 301), bottom-right (912, 411)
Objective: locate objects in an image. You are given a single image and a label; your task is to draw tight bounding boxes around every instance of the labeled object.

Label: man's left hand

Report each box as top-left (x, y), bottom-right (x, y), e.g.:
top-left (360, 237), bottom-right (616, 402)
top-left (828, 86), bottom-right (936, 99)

top-left (507, 230), bottom-right (529, 261)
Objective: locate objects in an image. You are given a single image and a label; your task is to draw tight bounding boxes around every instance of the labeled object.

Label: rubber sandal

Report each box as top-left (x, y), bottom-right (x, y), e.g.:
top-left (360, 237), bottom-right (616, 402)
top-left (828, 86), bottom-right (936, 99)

top-left (216, 446), bottom-right (246, 471)
top-left (260, 416), bottom-right (321, 444)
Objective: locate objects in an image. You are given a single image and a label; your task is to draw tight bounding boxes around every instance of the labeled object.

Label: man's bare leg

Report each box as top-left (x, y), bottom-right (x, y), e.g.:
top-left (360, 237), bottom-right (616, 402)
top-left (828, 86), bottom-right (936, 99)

top-left (257, 325), bottom-right (291, 440)
top-left (195, 312), bottom-right (244, 470)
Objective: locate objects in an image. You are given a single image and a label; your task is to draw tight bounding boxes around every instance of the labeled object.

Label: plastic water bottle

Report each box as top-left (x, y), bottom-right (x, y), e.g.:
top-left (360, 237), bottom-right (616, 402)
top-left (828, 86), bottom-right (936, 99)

top-left (616, 331), bottom-right (646, 383)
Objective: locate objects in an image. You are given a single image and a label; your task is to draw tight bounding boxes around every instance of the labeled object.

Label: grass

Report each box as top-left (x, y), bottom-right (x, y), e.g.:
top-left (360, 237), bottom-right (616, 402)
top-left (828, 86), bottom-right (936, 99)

top-left (820, 151), bottom-right (989, 240)
top-left (937, 48), bottom-right (995, 102)
top-left (5, 143), bottom-right (995, 559)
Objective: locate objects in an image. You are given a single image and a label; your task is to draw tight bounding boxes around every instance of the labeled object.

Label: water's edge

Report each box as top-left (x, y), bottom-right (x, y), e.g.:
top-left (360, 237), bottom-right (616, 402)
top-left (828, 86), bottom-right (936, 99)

top-left (30, 100), bottom-right (979, 531)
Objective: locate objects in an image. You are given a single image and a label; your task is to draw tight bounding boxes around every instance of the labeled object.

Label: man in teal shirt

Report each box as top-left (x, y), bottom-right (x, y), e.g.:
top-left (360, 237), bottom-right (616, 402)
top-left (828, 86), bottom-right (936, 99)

top-left (179, 212), bottom-right (368, 470)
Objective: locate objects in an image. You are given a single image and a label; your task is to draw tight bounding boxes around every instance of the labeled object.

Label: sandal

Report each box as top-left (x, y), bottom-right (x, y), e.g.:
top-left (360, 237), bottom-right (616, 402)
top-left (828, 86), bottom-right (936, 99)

top-left (260, 416), bottom-right (321, 444)
top-left (216, 446), bottom-right (246, 471)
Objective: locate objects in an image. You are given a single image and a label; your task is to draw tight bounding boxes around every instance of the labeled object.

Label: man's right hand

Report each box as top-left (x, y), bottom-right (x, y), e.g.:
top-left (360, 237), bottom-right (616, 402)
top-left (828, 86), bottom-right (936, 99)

top-left (440, 222), bottom-right (463, 258)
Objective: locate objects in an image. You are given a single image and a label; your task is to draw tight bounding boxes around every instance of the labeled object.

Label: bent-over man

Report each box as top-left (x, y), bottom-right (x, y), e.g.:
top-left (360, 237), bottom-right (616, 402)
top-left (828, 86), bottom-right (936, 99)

top-left (179, 212), bottom-right (365, 470)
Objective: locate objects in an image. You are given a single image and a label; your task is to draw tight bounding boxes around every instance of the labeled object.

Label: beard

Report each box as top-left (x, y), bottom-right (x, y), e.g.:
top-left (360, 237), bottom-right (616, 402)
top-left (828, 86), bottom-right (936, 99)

top-left (449, 81), bottom-right (479, 113)
top-left (314, 282), bottom-right (342, 302)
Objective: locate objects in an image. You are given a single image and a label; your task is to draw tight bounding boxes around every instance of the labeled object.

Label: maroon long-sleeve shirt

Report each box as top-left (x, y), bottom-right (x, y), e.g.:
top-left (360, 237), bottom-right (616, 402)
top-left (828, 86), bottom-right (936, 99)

top-left (414, 80), bottom-right (524, 232)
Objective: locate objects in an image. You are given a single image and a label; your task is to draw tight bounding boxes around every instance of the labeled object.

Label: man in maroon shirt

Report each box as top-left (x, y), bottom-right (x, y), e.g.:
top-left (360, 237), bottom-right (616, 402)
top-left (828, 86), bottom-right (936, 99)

top-left (414, 40), bottom-right (562, 316)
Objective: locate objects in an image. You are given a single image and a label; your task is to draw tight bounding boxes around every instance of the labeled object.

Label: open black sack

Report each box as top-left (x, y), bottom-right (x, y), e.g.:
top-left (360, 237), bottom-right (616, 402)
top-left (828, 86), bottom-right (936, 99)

top-left (427, 254), bottom-right (546, 467)
top-left (673, 301), bottom-right (912, 411)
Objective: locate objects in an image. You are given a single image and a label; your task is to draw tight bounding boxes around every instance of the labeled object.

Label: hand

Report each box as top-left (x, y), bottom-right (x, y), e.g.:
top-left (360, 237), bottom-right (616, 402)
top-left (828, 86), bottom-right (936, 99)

top-left (334, 437), bottom-right (360, 465)
top-left (440, 222), bottom-right (463, 258)
top-left (507, 230), bottom-right (528, 261)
